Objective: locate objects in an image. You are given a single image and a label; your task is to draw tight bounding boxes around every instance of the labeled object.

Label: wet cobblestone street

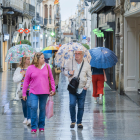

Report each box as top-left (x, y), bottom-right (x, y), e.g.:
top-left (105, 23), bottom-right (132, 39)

top-left (0, 71), bottom-right (140, 140)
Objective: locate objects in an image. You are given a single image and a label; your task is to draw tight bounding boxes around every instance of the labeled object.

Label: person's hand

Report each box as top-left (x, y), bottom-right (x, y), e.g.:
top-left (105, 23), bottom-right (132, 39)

top-left (69, 70), bottom-right (75, 75)
top-left (50, 91), bottom-right (55, 96)
top-left (21, 71), bottom-right (26, 76)
top-left (83, 87), bottom-right (87, 90)
top-left (22, 96), bottom-right (27, 101)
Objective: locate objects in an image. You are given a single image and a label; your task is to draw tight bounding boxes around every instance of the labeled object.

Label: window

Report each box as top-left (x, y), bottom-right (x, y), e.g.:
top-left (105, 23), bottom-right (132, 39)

top-left (44, 5), bottom-right (48, 18)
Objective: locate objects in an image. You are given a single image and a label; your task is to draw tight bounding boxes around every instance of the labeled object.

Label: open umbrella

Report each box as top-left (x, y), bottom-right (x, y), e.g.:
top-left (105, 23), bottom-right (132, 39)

top-left (41, 45), bottom-right (59, 59)
top-left (5, 44), bottom-right (36, 63)
top-left (55, 42), bottom-right (91, 67)
top-left (89, 47), bottom-right (118, 69)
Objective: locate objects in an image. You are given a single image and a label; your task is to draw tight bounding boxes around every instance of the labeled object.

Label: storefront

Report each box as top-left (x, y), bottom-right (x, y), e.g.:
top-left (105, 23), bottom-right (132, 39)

top-left (89, 0), bottom-right (116, 89)
top-left (124, 1), bottom-right (140, 91)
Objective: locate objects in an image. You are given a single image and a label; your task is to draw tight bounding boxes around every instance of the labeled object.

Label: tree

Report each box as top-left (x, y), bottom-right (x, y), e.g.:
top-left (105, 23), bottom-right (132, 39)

top-left (82, 44), bottom-right (90, 50)
top-left (17, 40), bottom-right (31, 46)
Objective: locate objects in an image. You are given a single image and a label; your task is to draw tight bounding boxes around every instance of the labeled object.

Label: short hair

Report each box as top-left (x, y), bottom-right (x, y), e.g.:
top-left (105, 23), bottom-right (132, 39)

top-left (74, 51), bottom-right (84, 55)
top-left (31, 52), bottom-right (43, 67)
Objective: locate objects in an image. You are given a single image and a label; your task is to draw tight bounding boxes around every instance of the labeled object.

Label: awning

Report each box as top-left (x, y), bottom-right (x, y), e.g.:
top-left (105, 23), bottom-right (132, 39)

top-left (88, 0), bottom-right (115, 14)
top-left (99, 22), bottom-right (115, 31)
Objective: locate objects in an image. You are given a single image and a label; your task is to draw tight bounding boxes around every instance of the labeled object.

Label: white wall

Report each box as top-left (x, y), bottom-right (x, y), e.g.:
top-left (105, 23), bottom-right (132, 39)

top-left (124, 17), bottom-right (140, 91)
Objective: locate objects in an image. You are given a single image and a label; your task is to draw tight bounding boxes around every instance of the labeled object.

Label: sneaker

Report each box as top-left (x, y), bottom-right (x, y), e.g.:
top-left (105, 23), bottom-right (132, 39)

top-left (39, 128), bottom-right (44, 132)
top-left (70, 123), bottom-right (75, 128)
top-left (31, 129), bottom-right (37, 134)
top-left (23, 118), bottom-right (27, 124)
top-left (99, 94), bottom-right (103, 105)
top-left (94, 100), bottom-right (97, 104)
top-left (78, 124), bottom-right (83, 129)
top-left (27, 119), bottom-right (31, 126)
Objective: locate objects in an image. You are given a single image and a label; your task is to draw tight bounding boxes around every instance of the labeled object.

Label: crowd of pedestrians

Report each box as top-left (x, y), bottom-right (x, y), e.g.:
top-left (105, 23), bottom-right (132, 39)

top-left (13, 50), bottom-right (107, 133)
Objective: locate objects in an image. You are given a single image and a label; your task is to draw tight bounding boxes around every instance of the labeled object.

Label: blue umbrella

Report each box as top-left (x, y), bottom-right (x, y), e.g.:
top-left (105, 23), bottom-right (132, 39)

top-left (41, 50), bottom-right (52, 59)
top-left (89, 47), bottom-right (118, 69)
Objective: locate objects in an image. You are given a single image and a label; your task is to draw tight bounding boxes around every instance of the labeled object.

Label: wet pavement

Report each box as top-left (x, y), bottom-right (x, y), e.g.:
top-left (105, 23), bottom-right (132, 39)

top-left (0, 71), bottom-right (140, 140)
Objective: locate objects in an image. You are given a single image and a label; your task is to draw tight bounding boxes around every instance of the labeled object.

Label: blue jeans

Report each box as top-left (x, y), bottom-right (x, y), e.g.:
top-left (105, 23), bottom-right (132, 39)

top-left (30, 93), bottom-right (49, 129)
top-left (21, 91), bottom-right (31, 120)
top-left (69, 89), bottom-right (87, 124)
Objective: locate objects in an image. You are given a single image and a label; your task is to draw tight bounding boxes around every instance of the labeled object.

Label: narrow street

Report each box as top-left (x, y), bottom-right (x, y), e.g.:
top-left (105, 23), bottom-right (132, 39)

top-left (0, 71), bottom-right (140, 140)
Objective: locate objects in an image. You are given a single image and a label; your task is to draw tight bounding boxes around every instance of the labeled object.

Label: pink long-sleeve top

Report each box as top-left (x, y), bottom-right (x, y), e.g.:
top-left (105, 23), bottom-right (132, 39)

top-left (22, 64), bottom-right (55, 96)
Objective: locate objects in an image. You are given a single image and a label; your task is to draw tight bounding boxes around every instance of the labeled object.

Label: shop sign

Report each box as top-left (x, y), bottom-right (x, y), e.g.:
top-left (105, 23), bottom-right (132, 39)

top-left (4, 34), bottom-right (9, 41)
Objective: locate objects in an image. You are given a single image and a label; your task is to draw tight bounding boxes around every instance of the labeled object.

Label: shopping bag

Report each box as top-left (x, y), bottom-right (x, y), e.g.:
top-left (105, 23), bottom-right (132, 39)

top-left (45, 96), bottom-right (54, 119)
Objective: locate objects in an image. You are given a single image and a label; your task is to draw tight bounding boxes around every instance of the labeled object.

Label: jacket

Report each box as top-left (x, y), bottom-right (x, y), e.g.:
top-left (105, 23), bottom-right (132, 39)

top-left (64, 59), bottom-right (92, 89)
top-left (13, 67), bottom-right (24, 99)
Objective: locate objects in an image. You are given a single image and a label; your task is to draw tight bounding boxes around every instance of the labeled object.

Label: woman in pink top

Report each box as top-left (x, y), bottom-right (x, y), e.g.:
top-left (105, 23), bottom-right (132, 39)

top-left (22, 52), bottom-right (55, 134)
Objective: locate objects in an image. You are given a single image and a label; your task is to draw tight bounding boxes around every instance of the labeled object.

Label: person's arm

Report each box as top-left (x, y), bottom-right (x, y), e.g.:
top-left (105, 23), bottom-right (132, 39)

top-left (85, 64), bottom-right (92, 89)
top-left (47, 64), bottom-right (55, 93)
top-left (13, 67), bottom-right (23, 83)
top-left (22, 67), bottom-right (31, 96)
top-left (64, 60), bottom-right (74, 78)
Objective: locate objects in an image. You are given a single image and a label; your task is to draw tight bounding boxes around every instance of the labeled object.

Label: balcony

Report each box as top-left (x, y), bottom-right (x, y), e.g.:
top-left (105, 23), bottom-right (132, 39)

top-left (29, 4), bottom-right (35, 17)
top-left (2, 0), bottom-right (23, 13)
top-left (44, 18), bottom-right (48, 26)
top-left (36, 12), bottom-right (43, 25)
top-left (23, 2), bottom-right (29, 15)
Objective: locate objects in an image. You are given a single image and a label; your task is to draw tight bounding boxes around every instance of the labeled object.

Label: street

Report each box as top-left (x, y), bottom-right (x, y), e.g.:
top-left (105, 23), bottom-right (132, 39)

top-left (0, 71), bottom-right (140, 140)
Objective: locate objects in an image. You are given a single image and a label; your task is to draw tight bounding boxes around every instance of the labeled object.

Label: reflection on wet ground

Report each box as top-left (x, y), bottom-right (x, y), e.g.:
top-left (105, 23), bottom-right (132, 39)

top-left (0, 71), bottom-right (140, 140)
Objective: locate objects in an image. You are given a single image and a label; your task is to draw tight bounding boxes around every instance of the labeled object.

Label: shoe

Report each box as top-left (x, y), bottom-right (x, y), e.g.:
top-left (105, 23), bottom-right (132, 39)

top-left (31, 129), bottom-right (37, 134)
top-left (99, 94), bottom-right (103, 105)
top-left (94, 100), bottom-right (97, 104)
top-left (39, 128), bottom-right (44, 132)
top-left (70, 123), bottom-right (75, 128)
top-left (27, 119), bottom-right (31, 126)
top-left (78, 124), bottom-right (83, 129)
top-left (23, 118), bottom-right (27, 124)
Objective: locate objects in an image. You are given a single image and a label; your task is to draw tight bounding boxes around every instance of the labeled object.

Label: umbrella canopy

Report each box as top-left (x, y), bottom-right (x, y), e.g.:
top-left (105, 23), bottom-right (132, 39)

top-left (41, 45), bottom-right (59, 59)
top-left (55, 42), bottom-right (91, 67)
top-left (41, 45), bottom-right (59, 51)
top-left (5, 44), bottom-right (36, 63)
top-left (89, 47), bottom-right (118, 69)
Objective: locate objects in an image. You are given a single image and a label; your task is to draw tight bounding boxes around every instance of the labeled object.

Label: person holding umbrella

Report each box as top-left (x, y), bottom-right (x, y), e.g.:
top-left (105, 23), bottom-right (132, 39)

top-left (64, 50), bottom-right (92, 129)
top-left (89, 47), bottom-right (118, 105)
top-left (91, 67), bottom-right (106, 104)
top-left (55, 43), bottom-right (92, 128)
top-left (13, 57), bottom-right (31, 125)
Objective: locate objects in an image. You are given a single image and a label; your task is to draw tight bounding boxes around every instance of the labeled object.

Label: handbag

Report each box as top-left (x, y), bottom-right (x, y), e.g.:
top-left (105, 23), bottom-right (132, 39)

top-left (67, 60), bottom-right (84, 94)
top-left (45, 96), bottom-right (54, 119)
top-left (46, 64), bottom-right (56, 95)
top-left (55, 67), bottom-right (61, 74)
